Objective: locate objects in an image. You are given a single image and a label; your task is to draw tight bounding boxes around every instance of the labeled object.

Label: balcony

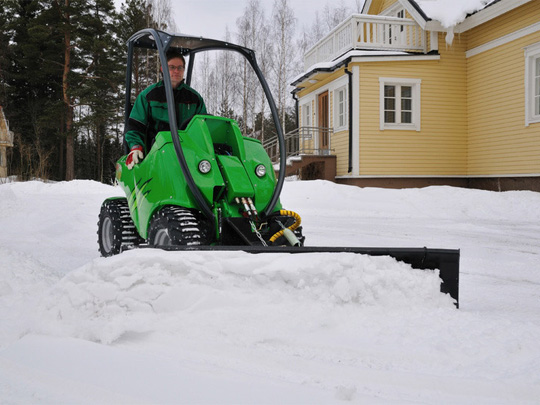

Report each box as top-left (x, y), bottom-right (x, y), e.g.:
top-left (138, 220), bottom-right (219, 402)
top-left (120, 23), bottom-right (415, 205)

top-left (264, 127), bottom-right (337, 180)
top-left (304, 14), bottom-right (427, 69)
top-left (264, 127), bottom-right (334, 163)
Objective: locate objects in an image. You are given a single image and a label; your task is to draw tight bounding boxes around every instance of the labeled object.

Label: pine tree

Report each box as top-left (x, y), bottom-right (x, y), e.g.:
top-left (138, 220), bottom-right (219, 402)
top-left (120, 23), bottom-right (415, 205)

top-left (0, 2), bottom-right (14, 106)
top-left (76, 0), bottom-right (123, 181)
top-left (118, 0), bottom-right (152, 96)
top-left (3, 0), bottom-right (65, 179)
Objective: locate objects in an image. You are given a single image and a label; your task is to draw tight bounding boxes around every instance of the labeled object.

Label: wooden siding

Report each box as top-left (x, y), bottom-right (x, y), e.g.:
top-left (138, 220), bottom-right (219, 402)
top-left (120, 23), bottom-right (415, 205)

top-left (344, 32), bottom-right (468, 177)
top-left (467, 1), bottom-right (540, 50)
top-left (375, 0), bottom-right (399, 15)
top-left (467, 29), bottom-right (540, 175)
top-left (365, 0), bottom-right (382, 15)
top-left (0, 148), bottom-right (6, 178)
top-left (333, 131), bottom-right (350, 174)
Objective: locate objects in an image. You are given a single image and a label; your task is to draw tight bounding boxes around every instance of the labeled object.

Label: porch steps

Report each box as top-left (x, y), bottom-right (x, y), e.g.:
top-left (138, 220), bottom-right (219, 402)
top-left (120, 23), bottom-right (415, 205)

top-left (276, 154), bottom-right (337, 181)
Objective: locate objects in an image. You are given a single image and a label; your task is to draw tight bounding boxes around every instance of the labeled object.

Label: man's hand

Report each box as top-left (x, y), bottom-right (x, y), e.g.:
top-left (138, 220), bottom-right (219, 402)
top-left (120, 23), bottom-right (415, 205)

top-left (126, 145), bottom-right (144, 170)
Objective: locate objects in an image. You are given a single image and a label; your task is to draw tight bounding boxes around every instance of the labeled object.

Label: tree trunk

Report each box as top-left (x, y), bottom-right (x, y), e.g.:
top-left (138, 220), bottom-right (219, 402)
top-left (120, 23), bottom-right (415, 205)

top-left (63, 0), bottom-right (74, 180)
top-left (242, 59), bottom-right (248, 135)
top-left (96, 124), bottom-right (102, 181)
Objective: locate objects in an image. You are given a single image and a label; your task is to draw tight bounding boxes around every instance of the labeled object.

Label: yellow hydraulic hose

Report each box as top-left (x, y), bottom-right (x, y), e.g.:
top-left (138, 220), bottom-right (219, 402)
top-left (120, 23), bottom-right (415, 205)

top-left (269, 210), bottom-right (301, 244)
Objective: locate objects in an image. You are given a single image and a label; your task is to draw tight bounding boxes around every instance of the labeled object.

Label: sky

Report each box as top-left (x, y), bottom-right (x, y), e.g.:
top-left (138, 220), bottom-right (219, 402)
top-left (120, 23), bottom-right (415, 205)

top-left (115, 0), bottom-right (364, 41)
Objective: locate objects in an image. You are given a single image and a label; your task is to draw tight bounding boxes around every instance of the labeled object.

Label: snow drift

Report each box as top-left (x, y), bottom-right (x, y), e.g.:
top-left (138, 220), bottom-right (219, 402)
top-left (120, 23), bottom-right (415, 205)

top-left (1, 179), bottom-right (540, 403)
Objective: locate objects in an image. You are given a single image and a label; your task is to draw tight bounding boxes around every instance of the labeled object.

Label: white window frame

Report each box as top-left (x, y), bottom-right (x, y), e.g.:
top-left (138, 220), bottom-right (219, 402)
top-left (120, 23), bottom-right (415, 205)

top-left (379, 77), bottom-right (421, 131)
top-left (301, 102), bottom-right (312, 128)
top-left (525, 42), bottom-right (540, 126)
top-left (300, 98), bottom-right (315, 140)
top-left (333, 85), bottom-right (348, 132)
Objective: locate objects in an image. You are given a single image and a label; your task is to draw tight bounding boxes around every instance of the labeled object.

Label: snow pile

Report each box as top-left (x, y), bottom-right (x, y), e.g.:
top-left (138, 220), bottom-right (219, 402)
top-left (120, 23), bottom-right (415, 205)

top-left (0, 248), bottom-right (59, 345)
top-left (37, 250), bottom-right (453, 344)
top-left (1, 179), bottom-right (540, 403)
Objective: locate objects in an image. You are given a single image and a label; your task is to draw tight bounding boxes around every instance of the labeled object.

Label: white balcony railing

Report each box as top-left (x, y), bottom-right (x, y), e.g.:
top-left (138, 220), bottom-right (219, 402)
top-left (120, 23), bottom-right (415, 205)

top-left (264, 127), bottom-right (334, 163)
top-left (304, 14), bottom-right (427, 69)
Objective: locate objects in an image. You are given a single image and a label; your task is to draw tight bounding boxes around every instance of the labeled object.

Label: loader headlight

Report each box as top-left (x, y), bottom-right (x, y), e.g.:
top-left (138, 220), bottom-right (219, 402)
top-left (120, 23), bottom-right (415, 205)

top-left (255, 164), bottom-right (266, 177)
top-left (198, 160), bottom-right (212, 174)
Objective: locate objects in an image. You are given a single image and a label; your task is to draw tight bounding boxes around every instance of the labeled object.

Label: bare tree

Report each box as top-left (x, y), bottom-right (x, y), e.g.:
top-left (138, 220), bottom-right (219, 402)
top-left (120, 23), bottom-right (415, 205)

top-left (271, 0), bottom-right (295, 131)
top-left (300, 1), bottom-right (359, 54)
top-left (297, 12), bottom-right (325, 67)
top-left (149, 0), bottom-right (176, 31)
top-left (236, 0), bottom-right (266, 135)
top-left (198, 51), bottom-right (214, 112)
top-left (257, 18), bottom-right (272, 143)
top-left (322, 0), bottom-right (350, 32)
top-left (218, 27), bottom-right (236, 119)
top-left (147, 0), bottom-right (177, 81)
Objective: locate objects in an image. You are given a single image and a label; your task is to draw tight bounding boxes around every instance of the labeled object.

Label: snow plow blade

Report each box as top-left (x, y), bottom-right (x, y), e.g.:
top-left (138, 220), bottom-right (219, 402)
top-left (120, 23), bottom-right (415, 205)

top-left (158, 245), bottom-right (460, 307)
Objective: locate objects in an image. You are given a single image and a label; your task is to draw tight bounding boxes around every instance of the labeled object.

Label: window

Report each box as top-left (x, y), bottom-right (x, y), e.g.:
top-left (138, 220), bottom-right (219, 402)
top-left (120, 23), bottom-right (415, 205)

top-left (334, 86), bottom-right (347, 131)
top-left (379, 78), bottom-right (421, 131)
top-left (301, 102), bottom-right (312, 139)
top-left (397, 10), bottom-right (405, 32)
top-left (302, 103), bottom-right (312, 127)
top-left (525, 42), bottom-right (540, 126)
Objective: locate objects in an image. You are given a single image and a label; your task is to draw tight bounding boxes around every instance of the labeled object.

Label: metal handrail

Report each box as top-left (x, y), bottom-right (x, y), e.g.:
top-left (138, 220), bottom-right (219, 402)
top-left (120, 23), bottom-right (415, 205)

top-left (264, 126), bottom-right (334, 163)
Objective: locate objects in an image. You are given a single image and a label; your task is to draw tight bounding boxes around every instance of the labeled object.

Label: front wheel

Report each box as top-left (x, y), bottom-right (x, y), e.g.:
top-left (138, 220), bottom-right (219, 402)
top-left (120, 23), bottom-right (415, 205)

top-left (97, 198), bottom-right (142, 257)
top-left (148, 206), bottom-right (207, 248)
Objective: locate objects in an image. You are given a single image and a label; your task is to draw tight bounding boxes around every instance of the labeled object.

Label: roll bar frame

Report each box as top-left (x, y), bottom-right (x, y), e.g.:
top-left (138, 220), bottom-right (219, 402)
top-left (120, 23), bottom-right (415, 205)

top-left (124, 29), bottom-right (287, 223)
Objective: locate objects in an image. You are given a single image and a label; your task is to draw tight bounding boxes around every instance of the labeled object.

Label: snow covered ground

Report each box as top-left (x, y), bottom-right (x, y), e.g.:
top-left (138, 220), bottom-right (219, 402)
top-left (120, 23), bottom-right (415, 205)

top-left (1, 179), bottom-right (539, 404)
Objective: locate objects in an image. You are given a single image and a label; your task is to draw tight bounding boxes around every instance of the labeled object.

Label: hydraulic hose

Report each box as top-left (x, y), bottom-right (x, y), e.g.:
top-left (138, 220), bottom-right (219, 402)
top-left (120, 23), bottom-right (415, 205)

top-left (269, 210), bottom-right (302, 244)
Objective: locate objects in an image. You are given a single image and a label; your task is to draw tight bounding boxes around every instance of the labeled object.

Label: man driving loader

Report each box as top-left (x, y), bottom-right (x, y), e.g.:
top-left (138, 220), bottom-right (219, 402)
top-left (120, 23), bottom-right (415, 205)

top-left (125, 49), bottom-right (207, 169)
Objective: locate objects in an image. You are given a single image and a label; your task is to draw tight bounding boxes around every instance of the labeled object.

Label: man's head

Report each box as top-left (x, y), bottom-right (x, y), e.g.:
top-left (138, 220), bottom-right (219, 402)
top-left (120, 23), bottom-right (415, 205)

top-left (164, 49), bottom-right (185, 88)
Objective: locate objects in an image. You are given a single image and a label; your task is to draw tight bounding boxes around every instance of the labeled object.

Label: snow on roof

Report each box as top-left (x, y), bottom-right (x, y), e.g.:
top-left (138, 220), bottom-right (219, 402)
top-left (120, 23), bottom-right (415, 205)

top-left (291, 49), bottom-right (413, 85)
top-left (413, 0), bottom-right (497, 44)
top-left (414, 0), bottom-right (496, 28)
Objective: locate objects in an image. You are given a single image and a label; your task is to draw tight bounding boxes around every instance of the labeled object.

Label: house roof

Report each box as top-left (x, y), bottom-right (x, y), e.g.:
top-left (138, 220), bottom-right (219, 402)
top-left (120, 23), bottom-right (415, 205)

top-left (291, 49), bottom-right (439, 87)
top-left (362, 0), bottom-right (531, 32)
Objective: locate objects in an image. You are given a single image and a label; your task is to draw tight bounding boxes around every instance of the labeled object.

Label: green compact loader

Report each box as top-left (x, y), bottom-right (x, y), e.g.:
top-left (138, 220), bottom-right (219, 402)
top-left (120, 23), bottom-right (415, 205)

top-left (97, 29), bottom-right (460, 306)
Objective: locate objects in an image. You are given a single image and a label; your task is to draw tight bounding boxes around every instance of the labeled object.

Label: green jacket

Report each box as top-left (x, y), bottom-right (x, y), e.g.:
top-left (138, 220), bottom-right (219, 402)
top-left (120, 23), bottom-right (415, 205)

top-left (125, 80), bottom-right (206, 152)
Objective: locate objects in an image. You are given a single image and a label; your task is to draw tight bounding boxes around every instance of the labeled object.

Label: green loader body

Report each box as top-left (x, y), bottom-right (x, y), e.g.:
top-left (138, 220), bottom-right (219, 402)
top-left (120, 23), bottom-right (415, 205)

top-left (115, 115), bottom-right (281, 240)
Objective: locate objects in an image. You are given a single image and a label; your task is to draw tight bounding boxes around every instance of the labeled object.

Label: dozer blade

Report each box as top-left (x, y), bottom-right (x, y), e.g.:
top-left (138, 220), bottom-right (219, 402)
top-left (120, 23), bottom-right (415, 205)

top-left (157, 245), bottom-right (460, 307)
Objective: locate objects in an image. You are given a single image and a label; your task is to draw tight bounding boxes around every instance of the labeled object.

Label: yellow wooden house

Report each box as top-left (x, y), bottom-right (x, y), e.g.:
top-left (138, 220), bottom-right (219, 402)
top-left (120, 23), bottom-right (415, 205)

top-left (290, 0), bottom-right (540, 190)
